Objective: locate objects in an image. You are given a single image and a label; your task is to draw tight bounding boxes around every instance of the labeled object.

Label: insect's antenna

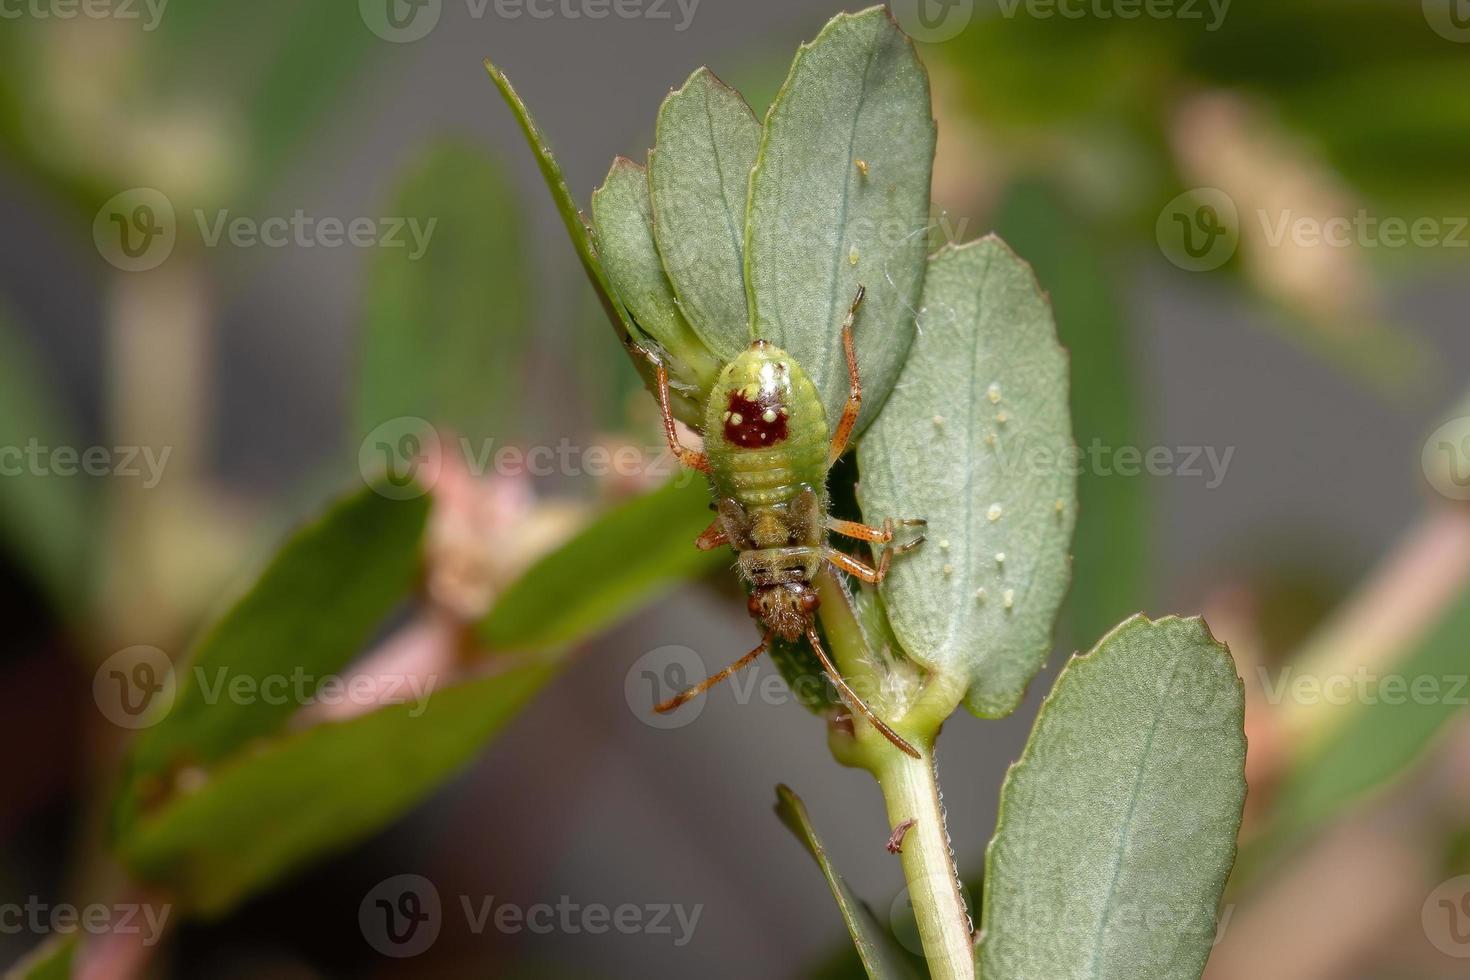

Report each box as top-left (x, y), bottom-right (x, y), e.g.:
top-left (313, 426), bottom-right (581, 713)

top-left (652, 638), bottom-right (768, 714)
top-left (805, 627), bottom-right (921, 759)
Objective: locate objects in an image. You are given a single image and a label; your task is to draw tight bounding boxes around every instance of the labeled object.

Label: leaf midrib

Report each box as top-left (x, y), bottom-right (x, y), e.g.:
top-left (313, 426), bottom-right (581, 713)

top-left (819, 31), bottom-right (881, 408)
top-left (701, 88), bottom-right (747, 295)
top-left (1086, 671), bottom-right (1168, 979)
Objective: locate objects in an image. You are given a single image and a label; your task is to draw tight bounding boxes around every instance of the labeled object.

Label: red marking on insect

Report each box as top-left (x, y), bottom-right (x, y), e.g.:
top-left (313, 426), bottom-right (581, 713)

top-left (723, 391), bottom-right (788, 448)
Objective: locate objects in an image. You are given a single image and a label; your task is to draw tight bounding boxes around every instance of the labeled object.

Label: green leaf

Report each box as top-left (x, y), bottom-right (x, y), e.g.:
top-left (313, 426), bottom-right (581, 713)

top-left (857, 237), bottom-right (1076, 718)
top-left (118, 659), bottom-right (556, 915)
top-left (477, 478), bottom-right (722, 651)
top-left (648, 67), bottom-right (761, 362)
top-left (117, 486), bottom-right (429, 827)
top-left (356, 141), bottom-right (530, 443)
top-left (590, 158), bottom-right (722, 398)
top-left (775, 785), bottom-right (921, 980)
top-left (744, 6), bottom-right (934, 434)
top-left (992, 182), bottom-right (1149, 649)
top-left (1268, 584), bottom-right (1470, 849)
top-left (146, 1), bottom-right (380, 196)
top-left (6, 934), bottom-right (77, 980)
top-left (979, 615), bottom-right (1246, 980)
top-left (485, 61), bottom-right (703, 428)
top-left (0, 305), bottom-right (94, 614)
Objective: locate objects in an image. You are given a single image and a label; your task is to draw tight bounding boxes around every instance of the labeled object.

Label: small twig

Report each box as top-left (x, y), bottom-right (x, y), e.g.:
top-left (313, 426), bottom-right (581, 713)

top-left (886, 817), bottom-right (917, 854)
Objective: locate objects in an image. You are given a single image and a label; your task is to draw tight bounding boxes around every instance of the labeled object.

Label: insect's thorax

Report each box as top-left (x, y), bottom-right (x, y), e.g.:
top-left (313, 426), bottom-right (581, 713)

top-left (703, 340), bottom-right (830, 510)
top-left (701, 342), bottom-right (832, 639)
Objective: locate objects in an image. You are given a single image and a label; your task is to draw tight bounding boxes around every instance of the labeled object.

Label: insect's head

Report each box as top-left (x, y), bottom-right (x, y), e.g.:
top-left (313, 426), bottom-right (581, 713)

top-left (747, 583), bottom-right (819, 641)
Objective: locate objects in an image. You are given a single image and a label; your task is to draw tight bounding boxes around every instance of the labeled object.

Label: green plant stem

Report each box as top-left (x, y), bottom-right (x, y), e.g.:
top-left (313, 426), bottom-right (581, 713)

top-left (872, 746), bottom-right (975, 980)
top-left (815, 569), bottom-right (975, 980)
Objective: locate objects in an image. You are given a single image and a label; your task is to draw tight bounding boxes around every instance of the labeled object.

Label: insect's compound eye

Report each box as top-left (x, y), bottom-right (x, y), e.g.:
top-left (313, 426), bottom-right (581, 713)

top-left (747, 593), bottom-right (764, 617)
top-left (800, 591), bottom-right (821, 614)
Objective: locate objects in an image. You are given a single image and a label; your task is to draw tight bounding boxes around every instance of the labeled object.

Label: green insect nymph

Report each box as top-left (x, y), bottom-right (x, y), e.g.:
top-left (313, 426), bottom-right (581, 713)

top-left (636, 286), bottom-right (926, 757)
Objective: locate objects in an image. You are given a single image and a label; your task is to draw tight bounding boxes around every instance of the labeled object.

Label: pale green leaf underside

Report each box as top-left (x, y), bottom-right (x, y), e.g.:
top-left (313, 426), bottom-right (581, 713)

top-left (745, 5), bottom-right (934, 435)
top-left (591, 158), bottom-right (721, 399)
top-left (119, 661), bottom-right (556, 915)
top-left (775, 785), bottom-right (921, 980)
top-left (979, 615), bottom-right (1246, 980)
top-left (649, 67), bottom-right (760, 362)
top-left (356, 141), bottom-right (529, 442)
top-left (857, 237), bottom-right (1076, 718)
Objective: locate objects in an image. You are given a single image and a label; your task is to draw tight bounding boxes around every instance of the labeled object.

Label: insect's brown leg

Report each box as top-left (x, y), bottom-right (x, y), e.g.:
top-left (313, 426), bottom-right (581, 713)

top-left (630, 344), bottom-right (710, 473)
top-left (694, 517), bottom-right (729, 551)
top-left (826, 516), bottom-right (928, 547)
top-left (655, 362), bottom-right (711, 473)
top-left (824, 547), bottom-right (890, 584)
top-left (653, 637), bottom-right (767, 714)
top-left (805, 627), bottom-right (920, 759)
top-left (826, 284), bottom-right (866, 467)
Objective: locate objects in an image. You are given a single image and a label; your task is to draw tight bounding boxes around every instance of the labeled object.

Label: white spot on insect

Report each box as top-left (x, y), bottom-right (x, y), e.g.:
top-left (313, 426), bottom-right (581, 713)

top-left (849, 245), bottom-right (860, 266)
top-left (730, 412), bottom-right (743, 426)
top-left (987, 382), bottom-right (1002, 404)
top-left (762, 409), bottom-right (777, 423)
top-left (987, 503), bottom-right (1003, 522)
top-left (1003, 589), bottom-right (1015, 609)
top-left (995, 551), bottom-right (1006, 565)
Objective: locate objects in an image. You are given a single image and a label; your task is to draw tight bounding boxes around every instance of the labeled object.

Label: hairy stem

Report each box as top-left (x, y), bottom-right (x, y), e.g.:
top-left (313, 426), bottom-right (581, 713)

top-left (815, 569), bottom-right (975, 979)
top-left (873, 747), bottom-right (975, 980)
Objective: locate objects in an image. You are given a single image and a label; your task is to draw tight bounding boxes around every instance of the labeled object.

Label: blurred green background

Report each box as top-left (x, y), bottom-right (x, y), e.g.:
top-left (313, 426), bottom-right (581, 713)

top-left (1, 1), bottom-right (1468, 977)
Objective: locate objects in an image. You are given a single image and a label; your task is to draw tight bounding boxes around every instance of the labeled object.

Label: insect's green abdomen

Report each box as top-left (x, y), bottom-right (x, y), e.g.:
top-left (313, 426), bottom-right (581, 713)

top-left (704, 341), bottom-right (829, 508)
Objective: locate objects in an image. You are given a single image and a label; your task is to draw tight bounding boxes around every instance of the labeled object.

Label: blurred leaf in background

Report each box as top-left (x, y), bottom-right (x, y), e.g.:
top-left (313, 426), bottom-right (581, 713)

top-left (119, 655), bottom-right (556, 915)
top-left (356, 141), bottom-right (531, 447)
top-left (114, 485), bottom-right (431, 834)
top-left (477, 476), bottom-right (722, 653)
top-left (930, 0), bottom-right (1470, 400)
top-left (0, 0), bottom-right (381, 217)
top-left (0, 306), bottom-right (94, 615)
